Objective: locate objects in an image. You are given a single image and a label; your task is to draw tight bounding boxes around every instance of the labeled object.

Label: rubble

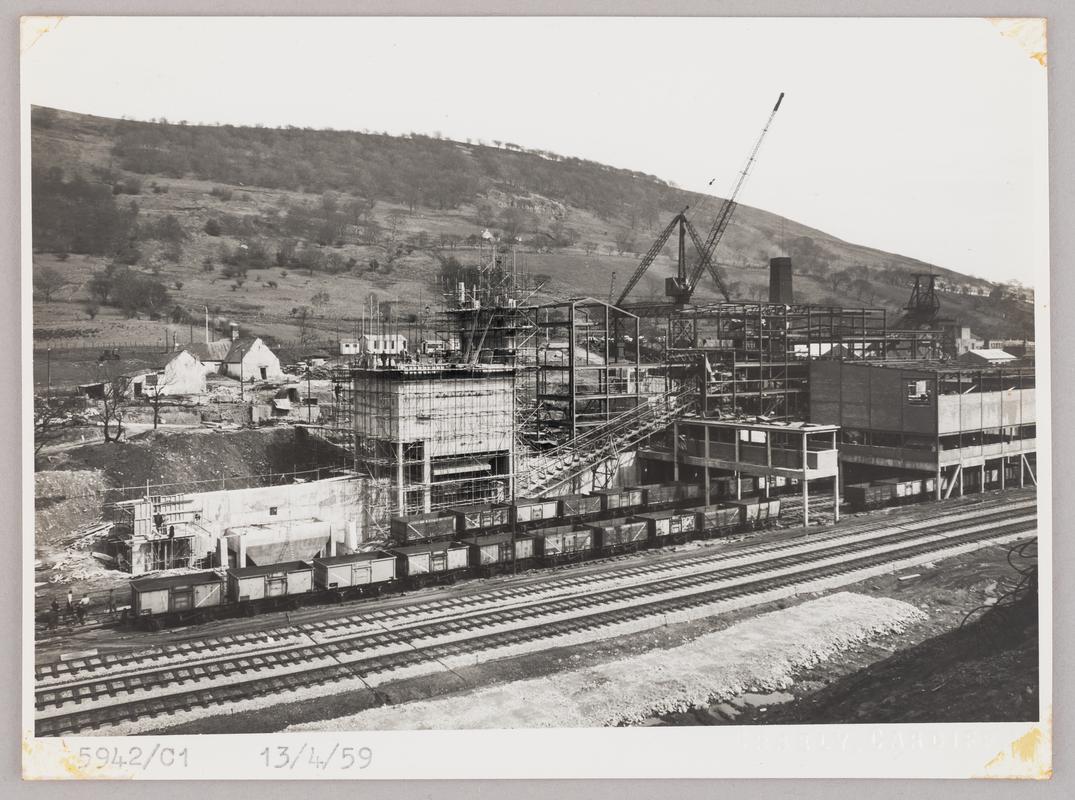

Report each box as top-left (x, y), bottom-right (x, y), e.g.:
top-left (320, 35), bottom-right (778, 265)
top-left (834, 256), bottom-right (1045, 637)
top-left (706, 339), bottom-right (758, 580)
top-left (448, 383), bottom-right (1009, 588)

top-left (293, 591), bottom-right (926, 730)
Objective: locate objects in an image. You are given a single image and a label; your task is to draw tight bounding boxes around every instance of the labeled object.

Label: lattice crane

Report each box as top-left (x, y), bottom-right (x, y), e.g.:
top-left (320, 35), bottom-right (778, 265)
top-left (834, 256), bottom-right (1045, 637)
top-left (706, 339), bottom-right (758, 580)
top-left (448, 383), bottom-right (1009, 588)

top-left (618, 92), bottom-right (784, 308)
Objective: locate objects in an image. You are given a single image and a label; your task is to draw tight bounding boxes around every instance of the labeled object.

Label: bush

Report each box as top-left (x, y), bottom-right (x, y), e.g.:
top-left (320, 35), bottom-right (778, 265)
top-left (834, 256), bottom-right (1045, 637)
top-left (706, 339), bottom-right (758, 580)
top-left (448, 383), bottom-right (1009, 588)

top-left (31, 168), bottom-right (139, 256)
top-left (144, 214), bottom-right (186, 243)
top-left (210, 186), bottom-right (234, 201)
top-left (112, 176), bottom-right (142, 195)
top-left (204, 218), bottom-right (223, 236)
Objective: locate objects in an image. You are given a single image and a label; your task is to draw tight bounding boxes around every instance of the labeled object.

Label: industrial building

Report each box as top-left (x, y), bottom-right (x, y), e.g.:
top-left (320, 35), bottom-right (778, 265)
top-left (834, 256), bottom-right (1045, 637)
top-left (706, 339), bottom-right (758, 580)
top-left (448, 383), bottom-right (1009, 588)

top-left (809, 359), bottom-right (1036, 498)
top-left (345, 362), bottom-right (516, 517)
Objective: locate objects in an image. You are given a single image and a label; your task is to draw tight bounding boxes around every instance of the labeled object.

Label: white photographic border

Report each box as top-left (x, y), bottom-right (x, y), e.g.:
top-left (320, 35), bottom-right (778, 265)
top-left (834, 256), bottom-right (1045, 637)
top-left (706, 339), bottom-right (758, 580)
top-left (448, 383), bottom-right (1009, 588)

top-left (12, 6), bottom-right (1058, 785)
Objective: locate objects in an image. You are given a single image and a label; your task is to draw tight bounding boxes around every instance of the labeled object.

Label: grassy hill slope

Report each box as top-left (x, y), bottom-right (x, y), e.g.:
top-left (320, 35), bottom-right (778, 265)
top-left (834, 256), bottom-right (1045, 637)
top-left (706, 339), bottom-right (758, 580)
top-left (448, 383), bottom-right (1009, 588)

top-left (29, 107), bottom-right (1033, 345)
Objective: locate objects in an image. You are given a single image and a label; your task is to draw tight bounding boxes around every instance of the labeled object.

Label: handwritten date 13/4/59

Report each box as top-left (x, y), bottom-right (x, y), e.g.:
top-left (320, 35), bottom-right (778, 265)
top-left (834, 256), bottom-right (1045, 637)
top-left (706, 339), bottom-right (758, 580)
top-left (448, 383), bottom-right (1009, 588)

top-left (259, 743), bottom-right (373, 771)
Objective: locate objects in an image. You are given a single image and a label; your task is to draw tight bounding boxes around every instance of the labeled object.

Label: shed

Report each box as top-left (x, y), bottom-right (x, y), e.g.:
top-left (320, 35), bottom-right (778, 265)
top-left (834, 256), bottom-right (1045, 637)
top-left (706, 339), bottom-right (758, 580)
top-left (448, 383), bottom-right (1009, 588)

top-left (222, 337), bottom-right (284, 382)
top-left (957, 348), bottom-right (1018, 366)
top-left (227, 518), bottom-right (331, 566)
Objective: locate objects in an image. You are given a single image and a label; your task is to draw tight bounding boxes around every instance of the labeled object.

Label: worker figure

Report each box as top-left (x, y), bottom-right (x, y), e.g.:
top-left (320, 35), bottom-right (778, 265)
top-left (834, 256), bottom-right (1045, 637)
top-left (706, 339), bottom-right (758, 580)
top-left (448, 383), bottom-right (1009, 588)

top-left (65, 589), bottom-right (74, 615)
top-left (47, 599), bottom-right (60, 630)
top-left (74, 601), bottom-right (86, 626)
top-left (107, 589), bottom-right (117, 615)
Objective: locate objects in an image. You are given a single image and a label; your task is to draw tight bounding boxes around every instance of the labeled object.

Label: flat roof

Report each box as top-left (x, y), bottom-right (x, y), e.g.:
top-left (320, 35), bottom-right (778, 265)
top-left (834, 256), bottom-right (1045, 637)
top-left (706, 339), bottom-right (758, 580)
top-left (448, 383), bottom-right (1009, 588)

top-left (821, 359), bottom-right (1034, 376)
top-left (130, 570), bottom-right (223, 592)
top-left (228, 561), bottom-right (311, 578)
top-left (314, 551), bottom-right (395, 566)
top-left (676, 414), bottom-right (840, 434)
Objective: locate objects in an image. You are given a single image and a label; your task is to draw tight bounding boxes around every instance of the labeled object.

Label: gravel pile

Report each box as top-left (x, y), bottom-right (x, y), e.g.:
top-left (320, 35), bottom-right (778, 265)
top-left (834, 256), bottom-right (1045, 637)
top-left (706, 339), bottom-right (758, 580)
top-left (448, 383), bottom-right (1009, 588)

top-left (295, 591), bottom-right (926, 730)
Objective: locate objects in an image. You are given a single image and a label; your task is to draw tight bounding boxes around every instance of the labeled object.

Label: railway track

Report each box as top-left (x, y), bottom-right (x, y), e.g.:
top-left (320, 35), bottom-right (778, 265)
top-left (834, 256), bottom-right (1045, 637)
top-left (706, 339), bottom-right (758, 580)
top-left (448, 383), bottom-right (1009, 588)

top-left (35, 502), bottom-right (1035, 736)
top-left (36, 495), bottom-right (1032, 687)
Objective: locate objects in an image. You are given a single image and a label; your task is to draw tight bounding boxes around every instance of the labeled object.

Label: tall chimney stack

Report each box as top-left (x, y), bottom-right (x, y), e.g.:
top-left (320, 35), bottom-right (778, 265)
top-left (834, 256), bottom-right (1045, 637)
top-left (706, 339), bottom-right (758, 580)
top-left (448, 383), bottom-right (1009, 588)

top-left (769, 257), bottom-right (793, 303)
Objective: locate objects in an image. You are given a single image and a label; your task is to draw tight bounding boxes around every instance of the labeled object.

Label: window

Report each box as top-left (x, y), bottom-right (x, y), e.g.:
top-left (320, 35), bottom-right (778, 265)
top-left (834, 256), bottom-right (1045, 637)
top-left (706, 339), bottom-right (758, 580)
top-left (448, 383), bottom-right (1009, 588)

top-left (906, 379), bottom-right (932, 406)
top-left (269, 506), bottom-right (278, 516)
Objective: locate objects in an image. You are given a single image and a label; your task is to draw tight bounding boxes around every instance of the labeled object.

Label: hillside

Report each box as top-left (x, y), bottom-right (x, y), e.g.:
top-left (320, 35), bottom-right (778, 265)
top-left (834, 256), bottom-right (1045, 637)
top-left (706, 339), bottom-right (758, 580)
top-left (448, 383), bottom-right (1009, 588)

top-left (29, 106), bottom-right (1033, 346)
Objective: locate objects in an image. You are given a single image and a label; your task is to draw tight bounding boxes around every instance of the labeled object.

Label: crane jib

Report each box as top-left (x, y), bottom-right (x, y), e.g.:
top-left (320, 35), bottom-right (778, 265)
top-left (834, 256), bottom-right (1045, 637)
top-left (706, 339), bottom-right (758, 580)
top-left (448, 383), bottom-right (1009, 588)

top-left (614, 92), bottom-right (783, 307)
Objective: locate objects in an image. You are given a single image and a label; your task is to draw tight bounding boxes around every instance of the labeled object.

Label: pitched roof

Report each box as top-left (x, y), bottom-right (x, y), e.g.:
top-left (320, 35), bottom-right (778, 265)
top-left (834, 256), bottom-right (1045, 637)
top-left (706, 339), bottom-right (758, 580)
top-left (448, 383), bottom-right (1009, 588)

top-left (960, 348), bottom-right (1018, 363)
top-left (223, 337), bottom-right (267, 364)
top-left (184, 340), bottom-right (232, 362)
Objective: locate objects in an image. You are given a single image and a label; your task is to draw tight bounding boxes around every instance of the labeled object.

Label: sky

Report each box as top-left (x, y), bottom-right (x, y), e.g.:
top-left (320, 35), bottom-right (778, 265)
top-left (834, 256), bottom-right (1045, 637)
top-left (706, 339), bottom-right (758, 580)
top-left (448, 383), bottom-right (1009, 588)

top-left (20, 16), bottom-right (1049, 284)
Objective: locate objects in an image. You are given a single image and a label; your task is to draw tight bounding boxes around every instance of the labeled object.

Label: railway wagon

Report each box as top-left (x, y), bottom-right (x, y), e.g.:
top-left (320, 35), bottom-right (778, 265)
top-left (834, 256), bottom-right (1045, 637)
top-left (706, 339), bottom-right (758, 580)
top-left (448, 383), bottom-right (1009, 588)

top-left (130, 571), bottom-right (225, 627)
top-left (449, 503), bottom-right (511, 532)
top-left (708, 476), bottom-right (760, 502)
top-left (558, 493), bottom-right (603, 518)
top-left (533, 524), bottom-right (593, 564)
top-left (392, 541), bottom-right (470, 586)
top-left (630, 483), bottom-right (678, 506)
top-left (632, 508), bottom-right (699, 544)
top-left (313, 551), bottom-right (396, 596)
top-left (589, 487), bottom-right (645, 512)
top-left (728, 498), bottom-right (781, 527)
top-left (512, 496), bottom-right (561, 523)
top-left (694, 505), bottom-right (743, 537)
top-left (845, 483), bottom-right (892, 512)
top-left (227, 561), bottom-right (314, 606)
top-left (390, 511), bottom-right (457, 544)
top-left (588, 517), bottom-right (649, 553)
top-left (463, 532), bottom-right (536, 575)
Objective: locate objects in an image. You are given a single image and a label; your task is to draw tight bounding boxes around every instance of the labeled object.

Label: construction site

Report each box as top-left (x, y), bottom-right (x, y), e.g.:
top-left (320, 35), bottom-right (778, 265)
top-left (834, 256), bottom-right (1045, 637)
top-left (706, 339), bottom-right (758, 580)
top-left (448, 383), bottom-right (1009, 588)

top-left (30, 91), bottom-right (1040, 739)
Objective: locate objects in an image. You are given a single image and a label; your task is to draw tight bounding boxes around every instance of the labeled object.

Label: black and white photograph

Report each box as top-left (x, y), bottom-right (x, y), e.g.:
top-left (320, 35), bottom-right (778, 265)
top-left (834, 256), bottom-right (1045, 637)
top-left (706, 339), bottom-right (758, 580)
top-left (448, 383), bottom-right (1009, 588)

top-left (20, 14), bottom-right (1051, 780)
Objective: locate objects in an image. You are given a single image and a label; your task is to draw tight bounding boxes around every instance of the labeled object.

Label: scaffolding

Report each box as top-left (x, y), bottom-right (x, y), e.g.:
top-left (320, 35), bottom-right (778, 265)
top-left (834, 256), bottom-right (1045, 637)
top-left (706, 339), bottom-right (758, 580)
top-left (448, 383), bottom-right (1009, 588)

top-left (343, 362), bottom-right (517, 522)
top-left (666, 302), bottom-right (948, 420)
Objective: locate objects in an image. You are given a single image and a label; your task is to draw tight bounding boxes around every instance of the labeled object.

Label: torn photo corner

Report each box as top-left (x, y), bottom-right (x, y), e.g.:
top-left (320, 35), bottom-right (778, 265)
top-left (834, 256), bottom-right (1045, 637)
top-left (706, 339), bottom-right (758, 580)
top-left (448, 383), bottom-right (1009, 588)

top-left (20, 14), bottom-right (1051, 781)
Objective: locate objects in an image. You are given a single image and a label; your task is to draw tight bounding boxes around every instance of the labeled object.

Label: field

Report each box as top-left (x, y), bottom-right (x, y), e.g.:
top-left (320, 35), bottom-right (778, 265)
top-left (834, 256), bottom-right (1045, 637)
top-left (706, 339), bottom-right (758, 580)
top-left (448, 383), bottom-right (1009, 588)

top-left (30, 106), bottom-right (1035, 358)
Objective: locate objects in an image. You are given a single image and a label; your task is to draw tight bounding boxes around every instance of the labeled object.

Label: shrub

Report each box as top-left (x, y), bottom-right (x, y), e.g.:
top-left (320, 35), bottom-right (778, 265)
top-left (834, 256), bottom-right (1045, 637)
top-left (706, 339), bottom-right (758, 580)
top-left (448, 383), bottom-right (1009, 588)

top-left (204, 218), bottom-right (223, 236)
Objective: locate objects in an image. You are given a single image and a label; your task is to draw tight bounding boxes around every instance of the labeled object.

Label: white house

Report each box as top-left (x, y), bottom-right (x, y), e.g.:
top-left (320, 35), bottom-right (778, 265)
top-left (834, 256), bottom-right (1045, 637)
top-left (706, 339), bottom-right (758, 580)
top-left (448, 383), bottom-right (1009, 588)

top-left (158, 350), bottom-right (207, 395)
top-left (221, 337), bottom-right (284, 382)
top-left (128, 351), bottom-right (207, 398)
top-left (360, 333), bottom-right (407, 355)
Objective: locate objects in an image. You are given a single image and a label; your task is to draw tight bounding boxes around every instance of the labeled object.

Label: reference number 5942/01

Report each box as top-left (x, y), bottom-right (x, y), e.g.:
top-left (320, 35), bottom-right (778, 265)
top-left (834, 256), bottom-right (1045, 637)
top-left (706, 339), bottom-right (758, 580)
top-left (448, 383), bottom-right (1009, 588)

top-left (258, 743), bottom-right (373, 771)
top-left (76, 745), bottom-right (189, 771)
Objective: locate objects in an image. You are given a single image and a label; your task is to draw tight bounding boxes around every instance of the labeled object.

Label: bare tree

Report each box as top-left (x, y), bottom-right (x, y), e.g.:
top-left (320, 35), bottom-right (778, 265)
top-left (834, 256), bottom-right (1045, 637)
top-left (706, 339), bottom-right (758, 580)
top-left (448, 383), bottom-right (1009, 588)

top-left (146, 371), bottom-right (177, 431)
top-left (34, 393), bottom-right (82, 454)
top-left (100, 369), bottom-right (133, 443)
top-left (34, 265), bottom-right (66, 304)
top-left (291, 305), bottom-right (314, 343)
